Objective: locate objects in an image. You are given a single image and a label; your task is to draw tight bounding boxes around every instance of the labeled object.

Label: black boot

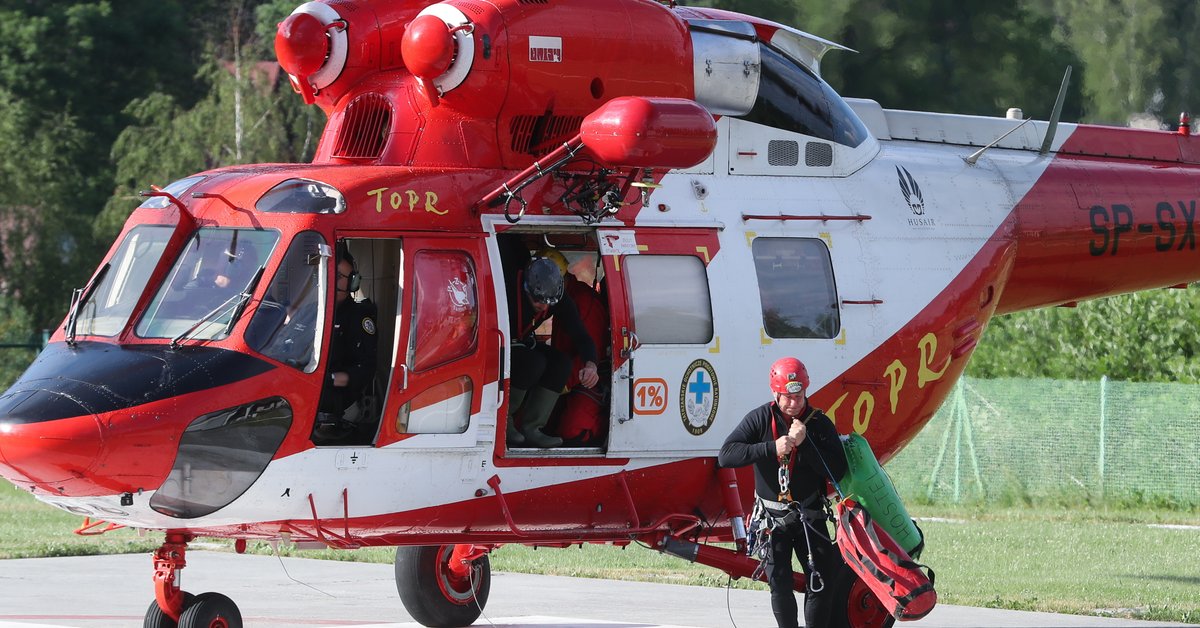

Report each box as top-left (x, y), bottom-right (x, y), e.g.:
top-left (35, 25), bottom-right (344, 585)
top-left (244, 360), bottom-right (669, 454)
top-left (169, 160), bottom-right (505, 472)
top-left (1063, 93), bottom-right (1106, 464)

top-left (520, 387), bottom-right (563, 448)
top-left (506, 387), bottom-right (527, 446)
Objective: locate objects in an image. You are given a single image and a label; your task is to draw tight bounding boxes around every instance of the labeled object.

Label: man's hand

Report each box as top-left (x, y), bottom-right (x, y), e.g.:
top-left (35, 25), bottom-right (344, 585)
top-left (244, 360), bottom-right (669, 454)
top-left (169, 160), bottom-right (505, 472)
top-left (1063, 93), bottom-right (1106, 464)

top-left (579, 361), bottom-right (599, 388)
top-left (775, 434), bottom-right (796, 457)
top-left (331, 372), bottom-right (349, 387)
top-left (788, 419), bottom-right (807, 445)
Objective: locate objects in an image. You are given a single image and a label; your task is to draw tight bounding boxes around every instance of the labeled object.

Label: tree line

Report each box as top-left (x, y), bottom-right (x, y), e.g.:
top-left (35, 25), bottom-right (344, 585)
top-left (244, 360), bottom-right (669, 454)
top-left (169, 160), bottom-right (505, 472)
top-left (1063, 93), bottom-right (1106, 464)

top-left (1, 0), bottom-right (1198, 387)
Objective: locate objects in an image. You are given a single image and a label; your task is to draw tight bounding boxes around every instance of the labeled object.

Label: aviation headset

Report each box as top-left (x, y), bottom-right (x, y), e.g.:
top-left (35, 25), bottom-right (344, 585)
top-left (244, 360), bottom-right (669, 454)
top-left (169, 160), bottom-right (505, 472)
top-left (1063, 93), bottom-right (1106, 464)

top-left (338, 243), bottom-right (361, 293)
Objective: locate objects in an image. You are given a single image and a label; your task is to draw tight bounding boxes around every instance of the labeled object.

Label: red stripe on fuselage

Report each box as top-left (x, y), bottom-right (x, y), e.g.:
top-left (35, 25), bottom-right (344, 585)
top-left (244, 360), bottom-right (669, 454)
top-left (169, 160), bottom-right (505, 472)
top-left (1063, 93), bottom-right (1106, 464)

top-left (1001, 125), bottom-right (1200, 313)
top-left (147, 457), bottom-right (732, 545)
top-left (809, 233), bottom-right (1018, 463)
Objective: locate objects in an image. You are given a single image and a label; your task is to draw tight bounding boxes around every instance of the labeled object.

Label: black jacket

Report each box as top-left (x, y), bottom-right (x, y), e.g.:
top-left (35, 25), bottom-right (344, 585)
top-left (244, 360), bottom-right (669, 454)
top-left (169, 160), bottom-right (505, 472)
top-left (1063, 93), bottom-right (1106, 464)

top-left (718, 401), bottom-right (847, 503)
top-left (322, 297), bottom-right (378, 411)
top-left (510, 288), bottom-right (598, 365)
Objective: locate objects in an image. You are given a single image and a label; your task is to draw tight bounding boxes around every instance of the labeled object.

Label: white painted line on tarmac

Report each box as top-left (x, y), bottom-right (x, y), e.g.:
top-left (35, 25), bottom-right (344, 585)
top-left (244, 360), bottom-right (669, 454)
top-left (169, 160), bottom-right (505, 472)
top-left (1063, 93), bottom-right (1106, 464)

top-left (0, 618), bottom-right (699, 628)
top-left (325, 619), bottom-right (699, 628)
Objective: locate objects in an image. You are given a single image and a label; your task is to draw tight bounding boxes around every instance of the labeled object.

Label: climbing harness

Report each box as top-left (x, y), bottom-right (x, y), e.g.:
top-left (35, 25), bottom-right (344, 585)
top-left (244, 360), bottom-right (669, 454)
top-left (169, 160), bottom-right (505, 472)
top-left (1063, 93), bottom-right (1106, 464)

top-left (744, 409), bottom-right (836, 592)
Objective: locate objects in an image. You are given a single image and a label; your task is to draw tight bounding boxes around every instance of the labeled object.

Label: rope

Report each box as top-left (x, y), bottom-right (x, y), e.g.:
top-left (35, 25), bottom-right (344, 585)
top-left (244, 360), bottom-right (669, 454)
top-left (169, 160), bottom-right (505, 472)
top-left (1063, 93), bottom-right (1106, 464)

top-left (725, 574), bottom-right (741, 628)
top-left (467, 558), bottom-right (495, 626)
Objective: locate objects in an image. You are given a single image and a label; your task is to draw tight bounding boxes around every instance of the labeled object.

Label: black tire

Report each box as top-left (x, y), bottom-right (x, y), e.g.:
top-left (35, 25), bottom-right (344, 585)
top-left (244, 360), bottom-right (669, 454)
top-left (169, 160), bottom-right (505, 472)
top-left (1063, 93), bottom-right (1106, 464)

top-left (176, 592), bottom-right (242, 628)
top-left (395, 545), bottom-right (490, 627)
top-left (830, 568), bottom-right (896, 628)
top-left (144, 592), bottom-right (196, 628)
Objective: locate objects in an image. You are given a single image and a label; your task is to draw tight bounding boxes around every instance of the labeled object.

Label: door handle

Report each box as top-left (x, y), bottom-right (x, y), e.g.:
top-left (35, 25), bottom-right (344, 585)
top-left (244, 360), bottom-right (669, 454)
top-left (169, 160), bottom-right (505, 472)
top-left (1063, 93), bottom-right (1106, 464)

top-left (622, 327), bottom-right (641, 358)
top-left (495, 328), bottom-right (506, 404)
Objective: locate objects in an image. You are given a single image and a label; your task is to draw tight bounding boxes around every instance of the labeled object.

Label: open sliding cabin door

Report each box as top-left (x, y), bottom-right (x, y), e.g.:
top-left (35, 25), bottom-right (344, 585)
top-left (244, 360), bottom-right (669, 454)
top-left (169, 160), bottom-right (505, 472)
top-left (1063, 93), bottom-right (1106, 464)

top-left (599, 227), bottom-right (725, 457)
top-left (375, 235), bottom-right (496, 448)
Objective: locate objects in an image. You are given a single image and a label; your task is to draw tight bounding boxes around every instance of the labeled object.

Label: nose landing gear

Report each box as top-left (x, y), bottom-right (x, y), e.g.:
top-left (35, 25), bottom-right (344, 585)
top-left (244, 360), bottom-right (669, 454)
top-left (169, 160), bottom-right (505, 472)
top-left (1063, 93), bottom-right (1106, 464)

top-left (144, 533), bottom-right (244, 628)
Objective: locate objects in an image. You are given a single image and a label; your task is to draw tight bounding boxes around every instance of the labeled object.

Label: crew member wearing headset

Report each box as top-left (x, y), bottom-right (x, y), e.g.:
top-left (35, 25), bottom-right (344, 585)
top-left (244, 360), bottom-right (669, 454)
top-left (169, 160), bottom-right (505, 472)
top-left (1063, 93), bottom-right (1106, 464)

top-left (315, 246), bottom-right (377, 442)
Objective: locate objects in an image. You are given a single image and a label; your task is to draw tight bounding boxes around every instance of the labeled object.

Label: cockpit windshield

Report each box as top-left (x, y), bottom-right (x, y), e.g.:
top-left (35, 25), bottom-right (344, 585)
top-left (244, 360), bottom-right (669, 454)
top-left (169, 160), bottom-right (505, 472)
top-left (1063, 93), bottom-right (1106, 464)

top-left (137, 228), bottom-right (280, 341)
top-left (72, 225), bottom-right (174, 337)
top-left (740, 43), bottom-right (870, 148)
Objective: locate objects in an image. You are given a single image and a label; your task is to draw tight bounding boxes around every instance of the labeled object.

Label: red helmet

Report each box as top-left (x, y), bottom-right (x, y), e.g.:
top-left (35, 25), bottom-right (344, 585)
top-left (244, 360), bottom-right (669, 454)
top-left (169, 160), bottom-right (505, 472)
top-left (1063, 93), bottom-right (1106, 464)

top-left (769, 357), bottom-right (809, 394)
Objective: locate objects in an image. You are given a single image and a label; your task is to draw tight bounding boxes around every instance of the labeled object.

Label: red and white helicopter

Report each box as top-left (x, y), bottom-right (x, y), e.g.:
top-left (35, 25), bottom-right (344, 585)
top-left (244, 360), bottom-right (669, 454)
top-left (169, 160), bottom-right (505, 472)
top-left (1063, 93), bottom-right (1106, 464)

top-left (2, 0), bottom-right (1198, 626)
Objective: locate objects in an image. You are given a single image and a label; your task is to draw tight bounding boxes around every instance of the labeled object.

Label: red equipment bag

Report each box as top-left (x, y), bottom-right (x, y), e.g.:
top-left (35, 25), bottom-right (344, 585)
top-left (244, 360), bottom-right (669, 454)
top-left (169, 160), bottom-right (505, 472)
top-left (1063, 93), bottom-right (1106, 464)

top-left (835, 498), bottom-right (937, 621)
top-left (554, 387), bottom-right (607, 447)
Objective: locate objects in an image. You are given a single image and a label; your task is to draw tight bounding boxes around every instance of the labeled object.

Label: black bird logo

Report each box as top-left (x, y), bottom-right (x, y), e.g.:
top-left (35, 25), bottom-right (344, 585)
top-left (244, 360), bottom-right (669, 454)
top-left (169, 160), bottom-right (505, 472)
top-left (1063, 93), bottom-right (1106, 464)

top-left (897, 166), bottom-right (925, 215)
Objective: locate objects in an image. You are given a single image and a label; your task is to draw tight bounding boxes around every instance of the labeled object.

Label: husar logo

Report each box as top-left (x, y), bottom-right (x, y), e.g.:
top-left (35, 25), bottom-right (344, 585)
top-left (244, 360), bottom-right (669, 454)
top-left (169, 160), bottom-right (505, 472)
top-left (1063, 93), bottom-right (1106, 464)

top-left (897, 165), bottom-right (935, 227)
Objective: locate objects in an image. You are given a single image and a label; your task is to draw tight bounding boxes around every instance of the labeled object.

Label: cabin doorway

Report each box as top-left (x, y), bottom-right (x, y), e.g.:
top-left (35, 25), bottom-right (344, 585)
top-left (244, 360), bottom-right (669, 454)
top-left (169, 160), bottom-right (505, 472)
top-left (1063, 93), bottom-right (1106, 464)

top-left (495, 228), bottom-right (612, 455)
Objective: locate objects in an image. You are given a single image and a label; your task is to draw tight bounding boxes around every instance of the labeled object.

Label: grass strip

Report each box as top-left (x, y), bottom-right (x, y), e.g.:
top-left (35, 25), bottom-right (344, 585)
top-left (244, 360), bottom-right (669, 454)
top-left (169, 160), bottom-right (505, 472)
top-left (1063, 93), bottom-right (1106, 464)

top-left (2, 483), bottom-right (1196, 623)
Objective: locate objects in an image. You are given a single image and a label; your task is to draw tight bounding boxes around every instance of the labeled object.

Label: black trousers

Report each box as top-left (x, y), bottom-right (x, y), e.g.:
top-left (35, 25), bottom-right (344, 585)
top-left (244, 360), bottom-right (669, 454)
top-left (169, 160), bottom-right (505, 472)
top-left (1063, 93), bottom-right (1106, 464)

top-left (767, 516), bottom-right (841, 628)
top-left (510, 342), bottom-right (570, 392)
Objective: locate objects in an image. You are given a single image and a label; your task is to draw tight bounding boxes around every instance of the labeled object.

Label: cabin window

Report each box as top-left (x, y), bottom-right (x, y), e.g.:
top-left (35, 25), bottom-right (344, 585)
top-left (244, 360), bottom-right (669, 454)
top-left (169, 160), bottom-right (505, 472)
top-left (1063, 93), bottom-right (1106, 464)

top-left (740, 44), bottom-right (869, 148)
top-left (73, 225), bottom-right (174, 337)
top-left (624, 255), bottom-right (714, 344)
top-left (398, 376), bottom-right (472, 434)
top-left (409, 251), bottom-right (479, 371)
top-left (255, 178), bottom-right (345, 214)
top-left (245, 231), bottom-right (328, 372)
top-left (753, 238), bottom-right (840, 339)
top-left (137, 228), bottom-right (280, 341)
top-left (137, 175), bottom-right (206, 209)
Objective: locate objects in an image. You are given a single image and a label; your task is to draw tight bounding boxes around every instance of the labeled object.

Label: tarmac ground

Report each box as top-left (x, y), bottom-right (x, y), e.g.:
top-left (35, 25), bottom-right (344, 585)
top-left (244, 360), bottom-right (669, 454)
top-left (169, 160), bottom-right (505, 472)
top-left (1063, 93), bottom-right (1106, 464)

top-left (0, 551), bottom-right (1190, 628)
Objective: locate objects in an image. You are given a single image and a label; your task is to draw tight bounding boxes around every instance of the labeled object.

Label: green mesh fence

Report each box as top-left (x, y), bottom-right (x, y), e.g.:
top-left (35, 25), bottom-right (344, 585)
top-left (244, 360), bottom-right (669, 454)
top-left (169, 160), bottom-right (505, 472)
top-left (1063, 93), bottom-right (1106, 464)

top-left (885, 376), bottom-right (1200, 510)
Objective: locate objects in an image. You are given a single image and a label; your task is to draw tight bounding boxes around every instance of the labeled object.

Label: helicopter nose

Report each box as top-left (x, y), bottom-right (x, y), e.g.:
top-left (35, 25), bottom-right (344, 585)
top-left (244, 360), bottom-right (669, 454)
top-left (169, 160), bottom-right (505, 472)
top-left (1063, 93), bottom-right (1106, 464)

top-left (0, 388), bottom-right (189, 497)
top-left (0, 341), bottom-right (276, 498)
top-left (0, 392), bottom-right (105, 495)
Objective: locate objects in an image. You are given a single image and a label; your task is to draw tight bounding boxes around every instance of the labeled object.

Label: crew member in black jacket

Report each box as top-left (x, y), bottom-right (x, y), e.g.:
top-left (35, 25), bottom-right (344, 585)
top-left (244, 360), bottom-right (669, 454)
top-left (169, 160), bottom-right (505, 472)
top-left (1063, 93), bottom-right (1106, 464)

top-left (314, 248), bottom-right (377, 443)
top-left (507, 256), bottom-right (599, 448)
top-left (718, 357), bottom-right (848, 628)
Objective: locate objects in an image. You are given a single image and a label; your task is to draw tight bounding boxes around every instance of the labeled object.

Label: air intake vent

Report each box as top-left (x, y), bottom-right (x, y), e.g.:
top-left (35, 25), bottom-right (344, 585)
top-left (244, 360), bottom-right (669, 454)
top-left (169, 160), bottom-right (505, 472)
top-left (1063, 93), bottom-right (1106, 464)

top-left (333, 93), bottom-right (392, 160)
top-left (768, 140), bottom-right (799, 167)
top-left (510, 114), bottom-right (583, 156)
top-left (805, 142), bottom-right (833, 167)
top-left (456, 1), bottom-right (486, 15)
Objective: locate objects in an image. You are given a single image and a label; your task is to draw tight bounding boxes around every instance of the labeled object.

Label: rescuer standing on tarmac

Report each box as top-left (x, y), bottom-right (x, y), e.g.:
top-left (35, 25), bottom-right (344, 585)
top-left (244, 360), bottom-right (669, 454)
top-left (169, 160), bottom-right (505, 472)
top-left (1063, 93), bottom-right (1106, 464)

top-left (718, 357), bottom-right (848, 628)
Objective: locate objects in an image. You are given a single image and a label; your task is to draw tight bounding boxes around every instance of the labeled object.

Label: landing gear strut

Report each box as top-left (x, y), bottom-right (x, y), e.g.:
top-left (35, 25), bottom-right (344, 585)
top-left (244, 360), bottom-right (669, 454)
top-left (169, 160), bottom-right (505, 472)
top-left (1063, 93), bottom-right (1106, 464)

top-left (144, 533), bottom-right (244, 628)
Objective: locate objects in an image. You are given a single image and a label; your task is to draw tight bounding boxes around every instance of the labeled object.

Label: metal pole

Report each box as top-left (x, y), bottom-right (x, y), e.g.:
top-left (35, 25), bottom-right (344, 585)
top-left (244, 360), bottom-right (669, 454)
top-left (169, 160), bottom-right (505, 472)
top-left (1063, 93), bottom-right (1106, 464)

top-left (961, 378), bottom-right (984, 499)
top-left (1098, 375), bottom-right (1107, 500)
top-left (927, 403), bottom-right (954, 502)
top-left (953, 383), bottom-right (964, 503)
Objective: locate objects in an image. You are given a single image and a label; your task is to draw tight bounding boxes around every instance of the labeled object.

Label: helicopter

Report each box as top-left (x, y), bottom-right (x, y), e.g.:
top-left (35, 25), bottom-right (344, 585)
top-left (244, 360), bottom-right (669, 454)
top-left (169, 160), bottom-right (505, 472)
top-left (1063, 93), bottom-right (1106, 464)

top-left (2, 0), bottom-right (1199, 627)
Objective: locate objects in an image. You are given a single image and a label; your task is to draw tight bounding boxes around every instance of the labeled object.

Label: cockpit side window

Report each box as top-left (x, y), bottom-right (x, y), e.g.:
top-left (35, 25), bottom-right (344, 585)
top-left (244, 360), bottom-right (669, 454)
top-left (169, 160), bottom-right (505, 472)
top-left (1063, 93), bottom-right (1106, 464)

top-left (740, 44), bottom-right (870, 148)
top-left (136, 228), bottom-right (280, 340)
top-left (74, 225), bottom-right (174, 337)
top-left (245, 231), bottom-right (328, 372)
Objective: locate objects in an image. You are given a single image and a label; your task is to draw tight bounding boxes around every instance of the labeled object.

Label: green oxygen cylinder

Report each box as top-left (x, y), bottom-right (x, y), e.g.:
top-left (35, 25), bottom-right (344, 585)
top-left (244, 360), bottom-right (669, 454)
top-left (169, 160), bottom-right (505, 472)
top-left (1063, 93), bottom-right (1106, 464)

top-left (840, 432), bottom-right (924, 557)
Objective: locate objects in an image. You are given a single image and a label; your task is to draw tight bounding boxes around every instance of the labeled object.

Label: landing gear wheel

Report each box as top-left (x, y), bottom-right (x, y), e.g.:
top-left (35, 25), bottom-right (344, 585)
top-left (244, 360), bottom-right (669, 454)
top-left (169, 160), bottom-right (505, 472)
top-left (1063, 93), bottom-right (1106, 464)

top-left (144, 592), bottom-right (196, 628)
top-left (395, 545), bottom-right (491, 627)
top-left (176, 592), bottom-right (242, 628)
top-left (831, 569), bottom-right (895, 628)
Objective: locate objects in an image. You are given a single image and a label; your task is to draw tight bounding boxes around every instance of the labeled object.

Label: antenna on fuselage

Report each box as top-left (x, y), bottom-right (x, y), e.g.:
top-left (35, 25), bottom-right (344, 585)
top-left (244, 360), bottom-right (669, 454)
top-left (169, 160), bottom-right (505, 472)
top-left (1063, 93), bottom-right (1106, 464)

top-left (963, 117), bottom-right (1034, 166)
top-left (964, 65), bottom-right (1073, 166)
top-left (1039, 65), bottom-right (1073, 156)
